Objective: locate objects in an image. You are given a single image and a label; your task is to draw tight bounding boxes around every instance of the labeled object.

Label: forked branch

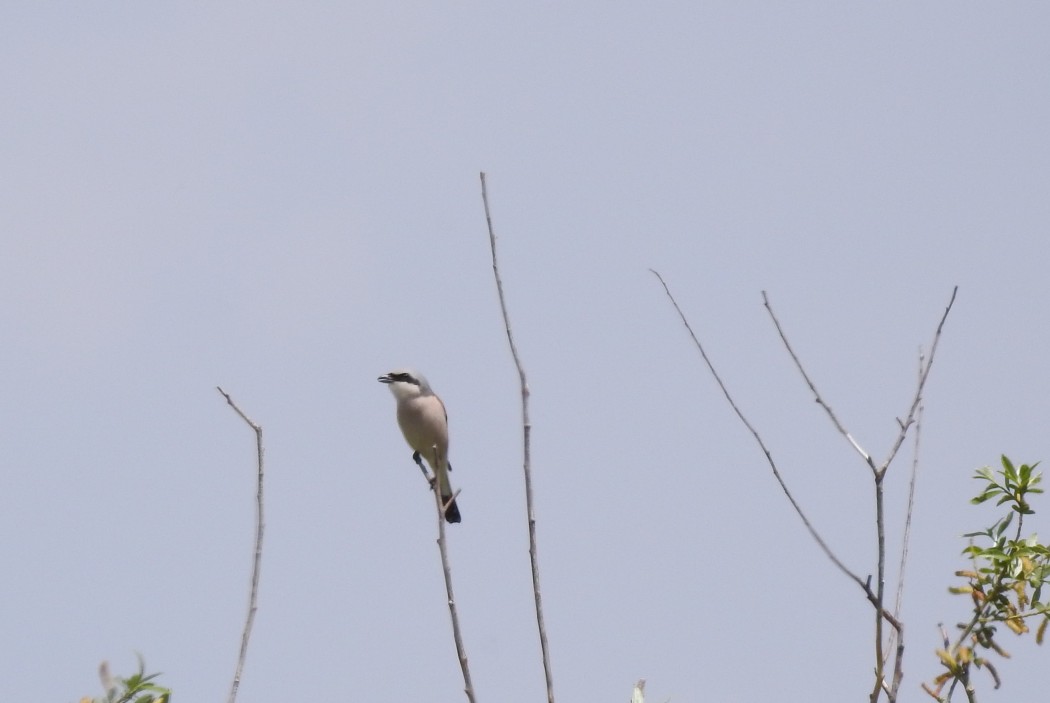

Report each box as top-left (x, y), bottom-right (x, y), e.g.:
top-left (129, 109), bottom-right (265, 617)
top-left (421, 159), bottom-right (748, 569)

top-left (651, 273), bottom-right (920, 703)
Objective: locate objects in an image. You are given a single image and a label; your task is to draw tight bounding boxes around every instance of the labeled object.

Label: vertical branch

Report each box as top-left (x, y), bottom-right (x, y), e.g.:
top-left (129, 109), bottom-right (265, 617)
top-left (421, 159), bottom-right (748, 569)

top-left (870, 473), bottom-right (888, 703)
top-left (430, 457), bottom-right (476, 703)
top-left (480, 172), bottom-right (555, 703)
top-left (216, 387), bottom-right (264, 703)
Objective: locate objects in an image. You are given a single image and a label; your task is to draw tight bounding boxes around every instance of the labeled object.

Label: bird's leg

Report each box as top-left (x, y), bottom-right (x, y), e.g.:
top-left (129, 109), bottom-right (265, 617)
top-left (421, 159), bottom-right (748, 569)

top-left (412, 451), bottom-right (437, 489)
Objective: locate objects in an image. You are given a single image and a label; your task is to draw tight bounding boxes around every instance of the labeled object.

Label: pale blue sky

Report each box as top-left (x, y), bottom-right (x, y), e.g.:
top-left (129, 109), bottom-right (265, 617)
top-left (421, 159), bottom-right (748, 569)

top-left (2, 3), bottom-right (1049, 702)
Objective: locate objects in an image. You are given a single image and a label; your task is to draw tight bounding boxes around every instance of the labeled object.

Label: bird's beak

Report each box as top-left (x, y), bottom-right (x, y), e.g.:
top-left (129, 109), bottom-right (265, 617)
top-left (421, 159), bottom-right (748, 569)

top-left (377, 374), bottom-right (393, 384)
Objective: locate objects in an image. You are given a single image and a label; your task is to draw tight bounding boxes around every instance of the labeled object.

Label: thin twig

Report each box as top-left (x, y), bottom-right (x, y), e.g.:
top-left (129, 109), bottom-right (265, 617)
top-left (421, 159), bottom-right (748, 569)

top-left (894, 350), bottom-right (925, 621)
top-left (429, 447), bottom-right (476, 703)
top-left (762, 291), bottom-right (876, 472)
top-left (878, 287), bottom-right (958, 477)
top-left (886, 350), bottom-right (926, 695)
top-left (217, 386), bottom-right (264, 703)
top-left (481, 172), bottom-right (555, 703)
top-left (650, 271), bottom-right (866, 589)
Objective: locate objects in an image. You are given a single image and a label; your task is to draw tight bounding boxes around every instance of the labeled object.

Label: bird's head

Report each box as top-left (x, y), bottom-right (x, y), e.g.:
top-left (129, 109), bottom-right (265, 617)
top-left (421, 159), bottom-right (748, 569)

top-left (378, 368), bottom-right (432, 399)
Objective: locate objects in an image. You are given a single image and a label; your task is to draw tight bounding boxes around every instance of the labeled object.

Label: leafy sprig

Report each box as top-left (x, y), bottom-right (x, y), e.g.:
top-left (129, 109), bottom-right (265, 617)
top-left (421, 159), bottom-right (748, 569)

top-left (83, 656), bottom-right (171, 703)
top-left (925, 456), bottom-right (1050, 702)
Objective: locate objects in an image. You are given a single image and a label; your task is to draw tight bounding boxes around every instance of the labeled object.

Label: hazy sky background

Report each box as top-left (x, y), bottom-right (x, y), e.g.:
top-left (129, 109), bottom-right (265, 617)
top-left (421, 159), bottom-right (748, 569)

top-left (2, 3), bottom-right (1049, 702)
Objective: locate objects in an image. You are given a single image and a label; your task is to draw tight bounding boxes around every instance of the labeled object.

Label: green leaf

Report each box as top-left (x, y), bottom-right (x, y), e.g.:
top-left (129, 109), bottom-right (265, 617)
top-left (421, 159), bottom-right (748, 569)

top-left (994, 512), bottom-right (1015, 539)
top-left (973, 489), bottom-right (1002, 505)
top-left (1020, 462), bottom-right (1033, 484)
top-left (1002, 455), bottom-right (1017, 479)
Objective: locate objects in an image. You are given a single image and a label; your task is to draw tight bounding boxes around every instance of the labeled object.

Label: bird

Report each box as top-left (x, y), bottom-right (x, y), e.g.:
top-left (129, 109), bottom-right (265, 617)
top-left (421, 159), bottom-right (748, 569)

top-left (378, 369), bottom-right (462, 523)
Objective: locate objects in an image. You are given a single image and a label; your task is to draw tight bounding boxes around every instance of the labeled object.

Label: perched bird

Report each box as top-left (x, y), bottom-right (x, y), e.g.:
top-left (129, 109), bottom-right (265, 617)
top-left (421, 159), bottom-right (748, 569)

top-left (378, 369), bottom-right (462, 523)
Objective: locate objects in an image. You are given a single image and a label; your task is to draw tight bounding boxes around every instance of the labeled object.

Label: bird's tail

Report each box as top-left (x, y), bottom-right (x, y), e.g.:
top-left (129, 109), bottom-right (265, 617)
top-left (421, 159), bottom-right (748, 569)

top-left (436, 465), bottom-right (462, 524)
top-left (442, 494), bottom-right (462, 523)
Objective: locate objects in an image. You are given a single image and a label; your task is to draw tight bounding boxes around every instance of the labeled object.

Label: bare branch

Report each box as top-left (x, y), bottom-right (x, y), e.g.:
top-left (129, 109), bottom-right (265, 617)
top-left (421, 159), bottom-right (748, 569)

top-left (873, 289), bottom-right (957, 700)
top-left (878, 287), bottom-right (958, 476)
top-left (481, 172), bottom-right (555, 703)
top-left (962, 671), bottom-right (977, 703)
top-left (889, 622), bottom-right (906, 702)
top-left (655, 275), bottom-right (948, 703)
top-left (429, 448), bottom-right (477, 703)
top-left (762, 291), bottom-right (877, 472)
top-left (760, 289), bottom-right (957, 703)
top-left (886, 349), bottom-right (926, 697)
top-left (871, 475), bottom-right (889, 703)
top-left (217, 386), bottom-right (264, 703)
top-left (894, 350), bottom-right (925, 621)
top-left (651, 271), bottom-right (867, 590)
